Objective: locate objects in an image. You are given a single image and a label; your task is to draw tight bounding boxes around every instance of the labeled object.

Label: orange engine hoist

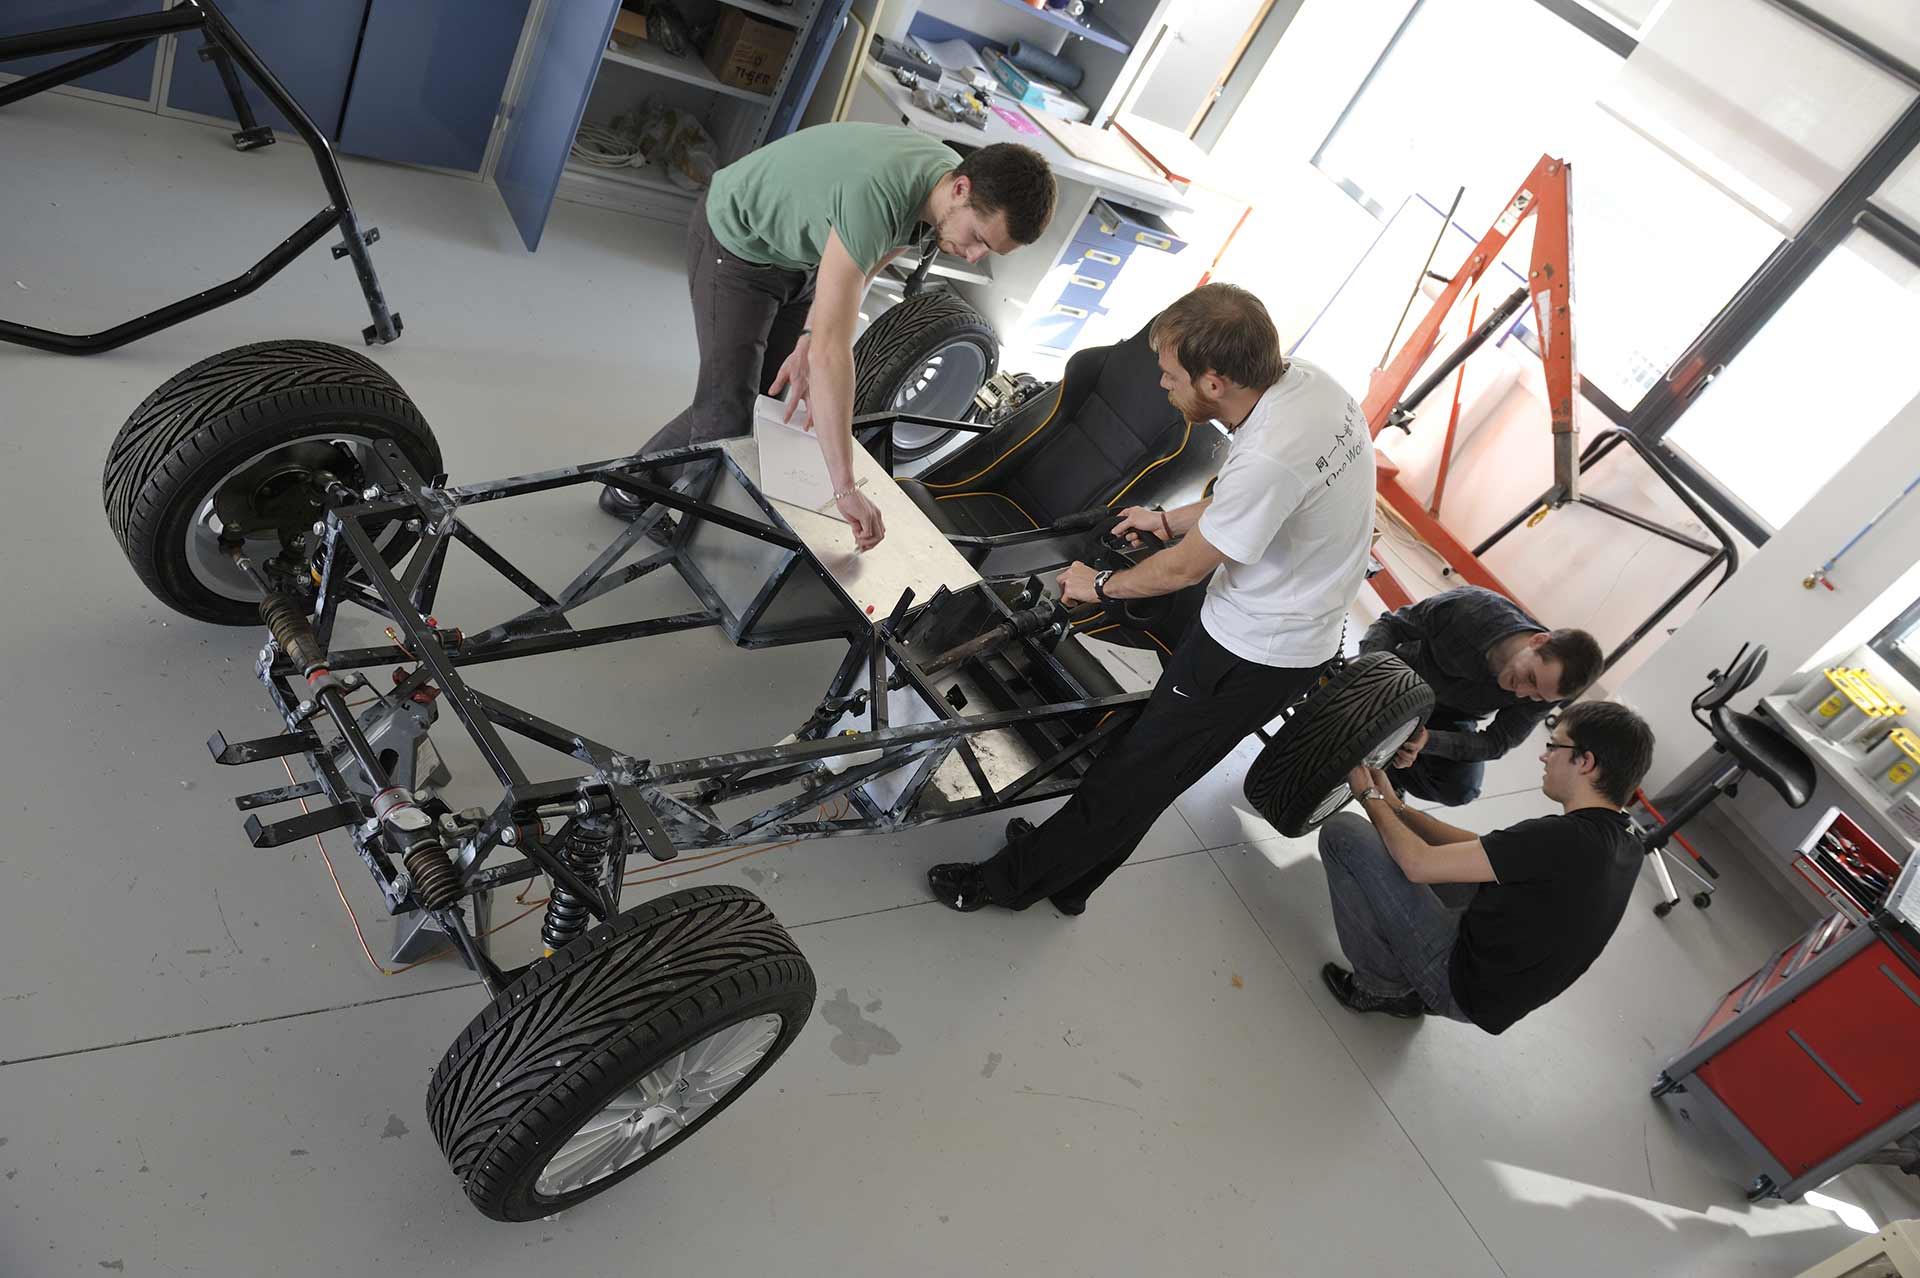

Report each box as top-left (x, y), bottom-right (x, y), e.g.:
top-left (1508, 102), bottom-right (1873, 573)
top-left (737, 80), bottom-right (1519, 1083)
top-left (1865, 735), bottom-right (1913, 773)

top-left (1356, 154), bottom-right (1737, 678)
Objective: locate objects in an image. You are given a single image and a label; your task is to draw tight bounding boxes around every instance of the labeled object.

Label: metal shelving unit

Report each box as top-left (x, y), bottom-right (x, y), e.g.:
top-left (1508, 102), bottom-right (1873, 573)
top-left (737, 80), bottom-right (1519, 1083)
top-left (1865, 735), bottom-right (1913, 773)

top-left (985, 0), bottom-right (1130, 54)
top-left (719, 0), bottom-right (807, 27)
top-left (603, 39), bottom-right (781, 105)
top-left (556, 0), bottom-right (832, 223)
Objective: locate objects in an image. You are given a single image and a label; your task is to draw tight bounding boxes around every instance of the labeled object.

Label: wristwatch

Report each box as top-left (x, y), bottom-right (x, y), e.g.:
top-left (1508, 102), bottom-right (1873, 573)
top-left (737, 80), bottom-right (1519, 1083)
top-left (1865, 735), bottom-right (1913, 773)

top-left (1093, 569), bottom-right (1116, 602)
top-left (1351, 786), bottom-right (1386, 805)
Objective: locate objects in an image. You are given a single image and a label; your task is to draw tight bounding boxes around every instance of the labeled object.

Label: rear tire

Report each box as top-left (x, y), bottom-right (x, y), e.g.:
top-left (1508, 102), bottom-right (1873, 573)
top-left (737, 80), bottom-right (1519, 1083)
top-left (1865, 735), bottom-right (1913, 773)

top-left (426, 885), bottom-right (814, 1222)
top-left (102, 340), bottom-right (440, 625)
top-left (855, 291), bottom-right (998, 462)
top-left (1243, 653), bottom-right (1434, 837)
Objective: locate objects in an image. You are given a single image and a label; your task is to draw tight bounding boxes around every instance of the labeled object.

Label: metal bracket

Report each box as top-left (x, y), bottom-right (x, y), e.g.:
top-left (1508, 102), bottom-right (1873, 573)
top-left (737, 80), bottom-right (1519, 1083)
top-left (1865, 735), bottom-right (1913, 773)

top-left (233, 779), bottom-right (325, 809)
top-left (361, 313), bottom-right (403, 346)
top-left (331, 226), bottom-right (381, 258)
top-left (195, 37), bottom-right (275, 150)
top-left (243, 803), bottom-right (361, 848)
top-left (208, 728), bottom-right (321, 765)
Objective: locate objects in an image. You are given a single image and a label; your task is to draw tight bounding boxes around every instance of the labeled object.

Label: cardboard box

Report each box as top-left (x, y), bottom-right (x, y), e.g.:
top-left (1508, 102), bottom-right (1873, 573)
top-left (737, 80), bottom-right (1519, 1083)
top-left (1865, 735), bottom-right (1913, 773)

top-left (704, 10), bottom-right (795, 95)
top-left (611, 5), bottom-right (649, 49)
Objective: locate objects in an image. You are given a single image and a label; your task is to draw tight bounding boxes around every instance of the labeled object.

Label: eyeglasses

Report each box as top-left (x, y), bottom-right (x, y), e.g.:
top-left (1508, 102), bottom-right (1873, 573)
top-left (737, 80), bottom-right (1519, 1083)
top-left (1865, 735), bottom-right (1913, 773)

top-left (1542, 741), bottom-right (1583, 755)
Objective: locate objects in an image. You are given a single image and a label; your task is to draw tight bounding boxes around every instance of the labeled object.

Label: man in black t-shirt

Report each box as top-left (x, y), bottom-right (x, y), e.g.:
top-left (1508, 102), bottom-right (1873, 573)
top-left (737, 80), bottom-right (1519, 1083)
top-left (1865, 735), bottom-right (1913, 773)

top-left (1315, 700), bottom-right (1654, 1033)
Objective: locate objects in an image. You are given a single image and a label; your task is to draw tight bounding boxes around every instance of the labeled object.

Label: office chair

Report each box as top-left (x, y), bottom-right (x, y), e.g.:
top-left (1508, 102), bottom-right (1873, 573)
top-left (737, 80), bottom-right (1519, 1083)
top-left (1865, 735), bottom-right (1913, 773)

top-left (1632, 642), bottom-right (1816, 916)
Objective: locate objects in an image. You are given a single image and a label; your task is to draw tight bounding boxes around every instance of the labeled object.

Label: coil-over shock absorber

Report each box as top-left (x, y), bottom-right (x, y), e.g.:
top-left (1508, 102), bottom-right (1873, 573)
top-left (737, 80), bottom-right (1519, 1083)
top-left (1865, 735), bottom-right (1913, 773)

top-left (541, 815), bottom-right (617, 954)
top-left (260, 592), bottom-right (327, 676)
top-left (264, 590), bottom-right (466, 914)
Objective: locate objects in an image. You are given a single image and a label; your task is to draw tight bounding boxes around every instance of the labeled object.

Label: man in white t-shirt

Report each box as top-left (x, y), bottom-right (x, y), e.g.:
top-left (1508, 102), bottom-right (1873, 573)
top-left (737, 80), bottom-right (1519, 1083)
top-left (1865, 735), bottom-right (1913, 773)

top-left (930, 283), bottom-right (1376, 915)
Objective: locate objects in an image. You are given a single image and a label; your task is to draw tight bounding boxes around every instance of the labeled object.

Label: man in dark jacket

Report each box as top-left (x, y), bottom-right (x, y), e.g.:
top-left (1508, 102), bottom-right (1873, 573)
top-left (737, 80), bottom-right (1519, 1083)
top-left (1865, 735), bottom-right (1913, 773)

top-left (1361, 586), bottom-right (1602, 806)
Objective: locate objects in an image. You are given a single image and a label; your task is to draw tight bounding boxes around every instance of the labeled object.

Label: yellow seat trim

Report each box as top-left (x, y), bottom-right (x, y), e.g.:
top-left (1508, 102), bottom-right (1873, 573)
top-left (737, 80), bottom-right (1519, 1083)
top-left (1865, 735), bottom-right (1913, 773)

top-left (1105, 419), bottom-right (1194, 508)
top-left (934, 490), bottom-right (1040, 528)
top-left (919, 383), bottom-right (1068, 490)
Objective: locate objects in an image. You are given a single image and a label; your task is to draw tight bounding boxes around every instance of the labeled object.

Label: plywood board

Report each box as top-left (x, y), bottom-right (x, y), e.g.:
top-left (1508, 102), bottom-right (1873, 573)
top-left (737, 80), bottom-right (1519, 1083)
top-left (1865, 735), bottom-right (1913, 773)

top-left (752, 395), bottom-right (844, 521)
top-left (1021, 107), bottom-right (1167, 186)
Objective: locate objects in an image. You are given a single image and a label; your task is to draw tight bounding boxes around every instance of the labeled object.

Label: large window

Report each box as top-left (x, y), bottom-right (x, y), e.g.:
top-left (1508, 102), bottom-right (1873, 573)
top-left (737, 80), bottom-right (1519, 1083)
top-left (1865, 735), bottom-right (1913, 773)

top-left (1663, 231), bottom-right (1920, 529)
top-left (1313, 0), bottom-right (1784, 413)
top-left (1559, 111), bottom-right (1783, 408)
top-left (1314, 0), bottom-right (1920, 544)
top-left (1315, 0), bottom-right (1622, 232)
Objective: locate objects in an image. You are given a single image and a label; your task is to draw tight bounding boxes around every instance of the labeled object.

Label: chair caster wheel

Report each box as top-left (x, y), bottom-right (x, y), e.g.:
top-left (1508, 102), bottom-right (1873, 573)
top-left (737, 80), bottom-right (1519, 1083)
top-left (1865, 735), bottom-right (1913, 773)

top-left (1654, 899), bottom-right (1676, 918)
top-left (1693, 891), bottom-right (1713, 909)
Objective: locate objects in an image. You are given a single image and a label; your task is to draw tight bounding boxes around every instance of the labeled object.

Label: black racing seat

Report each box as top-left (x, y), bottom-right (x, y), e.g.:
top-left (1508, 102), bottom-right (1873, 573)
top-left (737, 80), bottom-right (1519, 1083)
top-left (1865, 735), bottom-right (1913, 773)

top-left (900, 318), bottom-right (1191, 539)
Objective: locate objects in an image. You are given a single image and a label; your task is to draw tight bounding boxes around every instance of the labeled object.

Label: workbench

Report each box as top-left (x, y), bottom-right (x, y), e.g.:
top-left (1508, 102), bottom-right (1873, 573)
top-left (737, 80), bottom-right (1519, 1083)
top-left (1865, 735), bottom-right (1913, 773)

top-left (846, 57), bottom-right (1195, 361)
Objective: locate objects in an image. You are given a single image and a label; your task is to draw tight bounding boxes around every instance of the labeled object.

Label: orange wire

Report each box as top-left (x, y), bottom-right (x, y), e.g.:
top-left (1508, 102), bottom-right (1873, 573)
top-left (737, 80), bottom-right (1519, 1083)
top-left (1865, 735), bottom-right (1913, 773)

top-left (283, 756), bottom-right (425, 975)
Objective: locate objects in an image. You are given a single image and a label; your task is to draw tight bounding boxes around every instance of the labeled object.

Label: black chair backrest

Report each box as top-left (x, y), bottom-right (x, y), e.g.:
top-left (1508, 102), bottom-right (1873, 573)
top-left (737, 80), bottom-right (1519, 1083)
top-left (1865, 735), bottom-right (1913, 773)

top-left (1691, 642), bottom-right (1767, 732)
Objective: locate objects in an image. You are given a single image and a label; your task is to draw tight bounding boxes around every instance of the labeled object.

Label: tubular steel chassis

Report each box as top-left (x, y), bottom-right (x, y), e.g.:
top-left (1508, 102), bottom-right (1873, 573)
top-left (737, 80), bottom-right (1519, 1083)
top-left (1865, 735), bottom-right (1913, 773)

top-left (215, 428), bottom-right (1148, 998)
top-left (0, 0), bottom-right (402, 353)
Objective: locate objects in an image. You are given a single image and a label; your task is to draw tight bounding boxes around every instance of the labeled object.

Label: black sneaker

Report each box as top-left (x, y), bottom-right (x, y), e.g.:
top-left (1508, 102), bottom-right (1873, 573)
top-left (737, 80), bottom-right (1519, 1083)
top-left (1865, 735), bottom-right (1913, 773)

top-left (597, 484), bottom-right (677, 546)
top-left (928, 862), bottom-right (996, 912)
top-left (1320, 963), bottom-right (1425, 1019)
top-left (1005, 816), bottom-right (1035, 845)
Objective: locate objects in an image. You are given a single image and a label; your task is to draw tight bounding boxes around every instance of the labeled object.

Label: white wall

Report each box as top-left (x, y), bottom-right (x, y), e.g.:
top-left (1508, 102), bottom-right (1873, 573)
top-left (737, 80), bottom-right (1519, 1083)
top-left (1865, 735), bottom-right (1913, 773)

top-left (1127, 0), bottom-right (1268, 133)
top-left (1200, 0), bottom-right (1416, 345)
top-left (1620, 392), bottom-right (1920, 790)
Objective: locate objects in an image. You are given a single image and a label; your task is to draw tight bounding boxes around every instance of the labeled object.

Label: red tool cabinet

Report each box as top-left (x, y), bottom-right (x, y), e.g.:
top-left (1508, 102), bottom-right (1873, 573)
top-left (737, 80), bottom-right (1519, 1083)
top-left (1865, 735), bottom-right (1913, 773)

top-left (1653, 809), bottom-right (1920, 1201)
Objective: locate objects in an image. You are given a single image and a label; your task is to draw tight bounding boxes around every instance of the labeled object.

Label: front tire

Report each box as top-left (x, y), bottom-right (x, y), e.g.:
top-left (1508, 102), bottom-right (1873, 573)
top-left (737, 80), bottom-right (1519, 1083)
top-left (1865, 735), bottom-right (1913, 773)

top-left (426, 885), bottom-right (814, 1222)
top-left (1243, 653), bottom-right (1434, 837)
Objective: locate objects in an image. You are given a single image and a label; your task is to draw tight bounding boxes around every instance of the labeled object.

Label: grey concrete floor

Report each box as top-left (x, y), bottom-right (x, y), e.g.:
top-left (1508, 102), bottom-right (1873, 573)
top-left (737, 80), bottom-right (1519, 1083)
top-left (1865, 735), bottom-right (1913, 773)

top-left (3, 94), bottom-right (1917, 1276)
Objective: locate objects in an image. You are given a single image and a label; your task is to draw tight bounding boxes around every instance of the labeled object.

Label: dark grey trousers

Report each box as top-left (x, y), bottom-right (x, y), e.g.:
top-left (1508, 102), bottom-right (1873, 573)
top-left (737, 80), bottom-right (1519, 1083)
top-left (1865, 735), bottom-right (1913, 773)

top-left (642, 190), bottom-right (817, 457)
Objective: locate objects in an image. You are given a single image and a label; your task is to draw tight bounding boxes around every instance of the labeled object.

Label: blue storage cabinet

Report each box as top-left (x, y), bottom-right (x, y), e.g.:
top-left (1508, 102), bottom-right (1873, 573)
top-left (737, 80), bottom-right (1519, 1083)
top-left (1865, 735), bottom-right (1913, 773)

top-left (337, 0), bottom-right (532, 173)
top-left (491, 0), bottom-right (624, 251)
top-left (1029, 199), bottom-right (1188, 353)
top-left (489, 0), bottom-right (853, 251)
top-left (0, 1), bottom-right (163, 102)
top-left (165, 0), bottom-right (366, 137)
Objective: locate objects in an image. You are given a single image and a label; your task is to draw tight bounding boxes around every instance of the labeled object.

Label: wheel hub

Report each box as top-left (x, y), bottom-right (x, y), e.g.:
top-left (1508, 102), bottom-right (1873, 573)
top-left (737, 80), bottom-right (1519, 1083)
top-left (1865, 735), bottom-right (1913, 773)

top-left (889, 340), bottom-right (989, 452)
top-left (1363, 718), bottom-right (1424, 770)
top-left (185, 433), bottom-right (400, 603)
top-left (1309, 783), bottom-right (1353, 824)
top-left (533, 1013), bottom-right (783, 1199)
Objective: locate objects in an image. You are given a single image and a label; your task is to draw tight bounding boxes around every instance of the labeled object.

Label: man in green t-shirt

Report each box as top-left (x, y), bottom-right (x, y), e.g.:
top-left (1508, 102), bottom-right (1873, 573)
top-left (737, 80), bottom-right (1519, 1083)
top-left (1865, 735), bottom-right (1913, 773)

top-left (601, 122), bottom-right (1056, 550)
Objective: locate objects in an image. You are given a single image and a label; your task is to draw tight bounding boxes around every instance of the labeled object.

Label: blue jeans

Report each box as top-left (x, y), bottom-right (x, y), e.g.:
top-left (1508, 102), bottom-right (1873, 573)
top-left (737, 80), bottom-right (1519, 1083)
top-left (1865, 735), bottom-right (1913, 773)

top-left (1317, 813), bottom-right (1471, 1021)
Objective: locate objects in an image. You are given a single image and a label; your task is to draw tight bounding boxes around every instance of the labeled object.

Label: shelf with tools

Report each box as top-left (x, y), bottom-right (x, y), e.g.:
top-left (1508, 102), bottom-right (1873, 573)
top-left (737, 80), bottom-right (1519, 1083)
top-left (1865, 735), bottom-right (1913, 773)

top-left (1761, 694), bottom-right (1920, 859)
top-left (986, 0), bottom-right (1130, 54)
top-left (716, 0), bottom-right (808, 26)
top-left (556, 0), bottom-right (839, 224)
top-left (603, 39), bottom-right (780, 104)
